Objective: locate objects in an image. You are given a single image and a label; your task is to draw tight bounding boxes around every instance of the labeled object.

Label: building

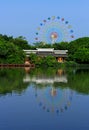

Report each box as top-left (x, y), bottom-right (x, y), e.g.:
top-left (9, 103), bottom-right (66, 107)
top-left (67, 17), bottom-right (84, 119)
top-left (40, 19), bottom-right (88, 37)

top-left (23, 48), bottom-right (68, 62)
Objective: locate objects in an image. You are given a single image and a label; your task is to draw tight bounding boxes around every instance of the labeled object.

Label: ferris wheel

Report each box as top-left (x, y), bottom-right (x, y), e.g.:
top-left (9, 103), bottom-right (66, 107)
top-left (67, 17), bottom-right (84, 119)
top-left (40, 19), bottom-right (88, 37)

top-left (35, 16), bottom-right (74, 44)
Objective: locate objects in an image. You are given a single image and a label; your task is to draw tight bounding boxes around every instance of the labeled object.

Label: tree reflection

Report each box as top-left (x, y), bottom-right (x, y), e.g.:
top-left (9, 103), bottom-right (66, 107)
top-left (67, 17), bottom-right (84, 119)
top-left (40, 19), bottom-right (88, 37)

top-left (0, 68), bottom-right (29, 96)
top-left (66, 68), bottom-right (89, 94)
top-left (23, 67), bottom-right (89, 94)
top-left (0, 67), bottom-right (89, 97)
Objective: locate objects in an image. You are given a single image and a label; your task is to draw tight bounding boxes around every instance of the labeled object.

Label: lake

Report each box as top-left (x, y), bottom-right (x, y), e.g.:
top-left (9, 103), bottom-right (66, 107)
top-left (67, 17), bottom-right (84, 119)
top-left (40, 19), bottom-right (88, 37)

top-left (0, 67), bottom-right (89, 130)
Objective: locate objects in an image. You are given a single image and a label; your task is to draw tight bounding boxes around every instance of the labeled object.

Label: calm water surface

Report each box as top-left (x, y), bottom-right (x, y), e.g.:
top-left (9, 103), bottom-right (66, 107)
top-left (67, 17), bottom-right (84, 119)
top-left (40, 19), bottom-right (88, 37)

top-left (0, 67), bottom-right (89, 130)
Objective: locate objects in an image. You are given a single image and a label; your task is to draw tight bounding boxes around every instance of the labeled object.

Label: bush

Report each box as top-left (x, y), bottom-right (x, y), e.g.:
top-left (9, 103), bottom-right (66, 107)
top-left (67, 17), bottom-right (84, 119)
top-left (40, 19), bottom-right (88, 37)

top-left (0, 40), bottom-right (25, 64)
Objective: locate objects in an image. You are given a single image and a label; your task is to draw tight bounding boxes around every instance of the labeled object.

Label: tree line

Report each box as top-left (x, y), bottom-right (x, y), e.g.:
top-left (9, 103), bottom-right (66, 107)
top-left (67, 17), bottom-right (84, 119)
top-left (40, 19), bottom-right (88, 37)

top-left (0, 34), bottom-right (89, 64)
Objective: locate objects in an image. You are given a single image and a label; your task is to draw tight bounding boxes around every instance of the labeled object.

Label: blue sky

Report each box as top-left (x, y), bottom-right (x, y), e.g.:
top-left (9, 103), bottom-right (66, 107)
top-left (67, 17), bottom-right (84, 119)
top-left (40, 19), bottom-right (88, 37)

top-left (0, 0), bottom-right (89, 43)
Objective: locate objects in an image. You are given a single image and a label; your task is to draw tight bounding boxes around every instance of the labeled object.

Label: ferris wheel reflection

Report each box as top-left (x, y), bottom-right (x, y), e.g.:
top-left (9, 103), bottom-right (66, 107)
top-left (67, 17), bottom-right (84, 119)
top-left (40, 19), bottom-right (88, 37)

top-left (34, 86), bottom-right (73, 115)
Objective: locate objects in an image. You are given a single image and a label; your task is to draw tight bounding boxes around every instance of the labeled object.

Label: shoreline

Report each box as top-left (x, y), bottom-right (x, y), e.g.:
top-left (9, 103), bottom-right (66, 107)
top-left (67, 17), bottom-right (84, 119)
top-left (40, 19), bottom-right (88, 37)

top-left (0, 64), bottom-right (35, 68)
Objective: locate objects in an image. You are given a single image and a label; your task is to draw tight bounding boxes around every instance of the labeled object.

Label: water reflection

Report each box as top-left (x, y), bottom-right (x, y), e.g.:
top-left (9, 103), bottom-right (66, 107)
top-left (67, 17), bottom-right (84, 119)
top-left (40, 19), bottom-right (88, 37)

top-left (0, 68), bottom-right (29, 96)
top-left (0, 67), bottom-right (89, 96)
top-left (34, 87), bottom-right (73, 115)
top-left (23, 67), bottom-right (89, 94)
top-left (23, 69), bottom-right (67, 84)
top-left (23, 68), bottom-right (73, 115)
top-left (23, 67), bottom-right (89, 115)
top-left (0, 67), bottom-right (89, 129)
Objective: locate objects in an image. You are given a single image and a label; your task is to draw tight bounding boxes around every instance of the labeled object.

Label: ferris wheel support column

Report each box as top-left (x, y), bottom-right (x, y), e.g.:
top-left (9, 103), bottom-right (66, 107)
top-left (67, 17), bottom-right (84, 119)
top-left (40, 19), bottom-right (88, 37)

top-left (51, 38), bottom-right (56, 44)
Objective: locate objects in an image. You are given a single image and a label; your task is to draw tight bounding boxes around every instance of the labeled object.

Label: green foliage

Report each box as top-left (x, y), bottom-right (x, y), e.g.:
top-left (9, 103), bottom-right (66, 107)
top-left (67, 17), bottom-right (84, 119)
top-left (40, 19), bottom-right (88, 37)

top-left (0, 34), bottom-right (32, 50)
top-left (33, 42), bottom-right (46, 47)
top-left (0, 39), bottom-right (25, 64)
top-left (29, 53), bottom-right (41, 65)
top-left (43, 56), bottom-right (57, 67)
top-left (33, 42), bottom-right (68, 50)
top-left (68, 37), bottom-right (89, 63)
top-left (26, 67), bottom-right (89, 94)
top-left (0, 67), bottom-right (89, 95)
top-left (74, 48), bottom-right (89, 63)
top-left (29, 54), bottom-right (59, 67)
top-left (29, 37), bottom-right (89, 65)
top-left (0, 34), bottom-right (13, 42)
top-left (65, 61), bottom-right (78, 67)
top-left (13, 36), bottom-right (31, 49)
top-left (67, 69), bottom-right (89, 94)
top-left (0, 68), bottom-right (29, 95)
top-left (0, 33), bottom-right (89, 64)
top-left (52, 42), bottom-right (68, 50)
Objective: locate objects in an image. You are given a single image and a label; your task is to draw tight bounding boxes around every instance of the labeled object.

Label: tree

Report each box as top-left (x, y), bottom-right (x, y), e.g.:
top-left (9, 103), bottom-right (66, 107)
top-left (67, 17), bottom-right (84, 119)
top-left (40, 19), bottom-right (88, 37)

top-left (0, 34), bottom-right (13, 41)
top-left (68, 37), bottom-right (89, 63)
top-left (0, 40), bottom-right (25, 64)
top-left (13, 36), bottom-right (30, 49)
top-left (74, 48), bottom-right (89, 63)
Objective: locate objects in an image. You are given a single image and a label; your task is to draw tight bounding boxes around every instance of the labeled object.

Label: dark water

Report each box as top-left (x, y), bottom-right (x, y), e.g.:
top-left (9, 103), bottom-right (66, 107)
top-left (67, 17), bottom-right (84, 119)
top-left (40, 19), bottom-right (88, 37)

top-left (0, 67), bottom-right (89, 130)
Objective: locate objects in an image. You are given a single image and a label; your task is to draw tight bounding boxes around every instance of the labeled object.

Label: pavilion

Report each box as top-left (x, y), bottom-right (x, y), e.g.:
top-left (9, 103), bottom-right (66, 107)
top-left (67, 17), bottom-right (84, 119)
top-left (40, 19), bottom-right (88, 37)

top-left (23, 48), bottom-right (68, 62)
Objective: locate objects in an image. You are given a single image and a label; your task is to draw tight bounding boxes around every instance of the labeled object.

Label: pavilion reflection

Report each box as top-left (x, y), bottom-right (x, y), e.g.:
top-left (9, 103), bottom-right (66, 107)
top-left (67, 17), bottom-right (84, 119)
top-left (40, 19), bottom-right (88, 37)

top-left (24, 67), bottom-right (31, 73)
top-left (23, 68), bottom-right (67, 84)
